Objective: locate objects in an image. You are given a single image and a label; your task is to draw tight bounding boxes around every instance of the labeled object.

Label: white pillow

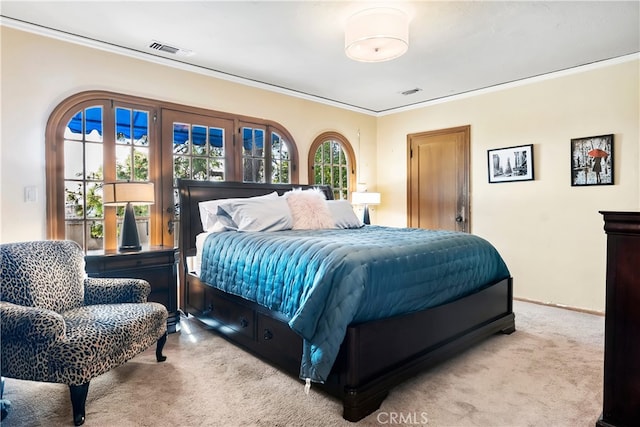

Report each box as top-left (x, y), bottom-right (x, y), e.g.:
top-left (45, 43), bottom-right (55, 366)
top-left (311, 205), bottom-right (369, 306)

top-left (284, 188), bottom-right (336, 230)
top-left (216, 197), bottom-right (293, 232)
top-left (198, 192), bottom-right (278, 231)
top-left (326, 200), bottom-right (363, 229)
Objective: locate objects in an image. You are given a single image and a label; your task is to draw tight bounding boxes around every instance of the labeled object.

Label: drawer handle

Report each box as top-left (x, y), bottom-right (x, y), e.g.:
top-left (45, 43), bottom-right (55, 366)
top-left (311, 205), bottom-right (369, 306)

top-left (239, 317), bottom-right (249, 328)
top-left (203, 304), bottom-right (213, 316)
top-left (263, 329), bottom-right (273, 340)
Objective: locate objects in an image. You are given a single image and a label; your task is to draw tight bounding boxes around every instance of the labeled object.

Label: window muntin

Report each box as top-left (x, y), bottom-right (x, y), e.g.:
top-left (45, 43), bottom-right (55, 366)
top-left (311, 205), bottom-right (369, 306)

top-left (115, 107), bottom-right (149, 182)
top-left (242, 126), bottom-right (265, 183)
top-left (271, 131), bottom-right (290, 184)
top-left (48, 91), bottom-right (299, 250)
top-left (63, 106), bottom-right (106, 250)
top-left (62, 103), bottom-right (154, 251)
top-left (173, 122), bottom-right (226, 184)
top-left (309, 133), bottom-right (355, 201)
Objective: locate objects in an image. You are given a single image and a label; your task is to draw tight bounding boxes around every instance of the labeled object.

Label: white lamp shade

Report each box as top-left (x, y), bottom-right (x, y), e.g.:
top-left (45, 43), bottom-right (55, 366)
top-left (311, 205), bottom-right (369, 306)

top-left (345, 8), bottom-right (409, 63)
top-left (351, 191), bottom-right (381, 205)
top-left (103, 182), bottom-right (155, 206)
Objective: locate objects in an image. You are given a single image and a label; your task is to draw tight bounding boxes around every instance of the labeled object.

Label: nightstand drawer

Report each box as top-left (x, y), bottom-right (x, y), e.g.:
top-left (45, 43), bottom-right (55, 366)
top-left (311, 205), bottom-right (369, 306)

top-left (86, 253), bottom-right (175, 271)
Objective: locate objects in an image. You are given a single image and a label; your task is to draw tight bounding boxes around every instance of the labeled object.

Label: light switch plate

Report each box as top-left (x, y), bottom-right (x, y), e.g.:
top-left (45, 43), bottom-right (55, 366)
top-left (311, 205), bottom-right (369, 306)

top-left (25, 186), bottom-right (37, 203)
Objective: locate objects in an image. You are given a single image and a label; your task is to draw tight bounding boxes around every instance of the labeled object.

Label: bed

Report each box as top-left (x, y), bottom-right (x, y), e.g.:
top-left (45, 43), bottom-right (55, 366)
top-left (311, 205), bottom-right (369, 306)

top-left (178, 179), bottom-right (515, 422)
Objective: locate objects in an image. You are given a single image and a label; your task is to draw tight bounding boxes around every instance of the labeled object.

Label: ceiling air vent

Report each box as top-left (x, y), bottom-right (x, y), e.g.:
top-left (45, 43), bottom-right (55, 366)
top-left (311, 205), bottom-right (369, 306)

top-left (400, 88), bottom-right (422, 96)
top-left (148, 41), bottom-right (193, 56)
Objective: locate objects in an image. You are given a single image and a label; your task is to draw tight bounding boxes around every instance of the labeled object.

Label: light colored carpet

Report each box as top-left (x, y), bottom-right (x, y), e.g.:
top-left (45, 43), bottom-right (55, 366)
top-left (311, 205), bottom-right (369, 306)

top-left (1, 300), bottom-right (604, 427)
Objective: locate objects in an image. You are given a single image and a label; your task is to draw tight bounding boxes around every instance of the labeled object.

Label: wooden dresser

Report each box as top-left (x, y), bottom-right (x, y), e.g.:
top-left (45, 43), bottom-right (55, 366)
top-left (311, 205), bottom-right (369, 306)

top-left (597, 211), bottom-right (640, 427)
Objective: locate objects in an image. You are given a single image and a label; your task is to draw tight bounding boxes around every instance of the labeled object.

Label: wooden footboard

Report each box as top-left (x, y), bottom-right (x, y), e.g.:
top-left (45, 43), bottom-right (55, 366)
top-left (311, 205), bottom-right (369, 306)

top-left (186, 273), bottom-right (514, 421)
top-left (178, 179), bottom-right (515, 422)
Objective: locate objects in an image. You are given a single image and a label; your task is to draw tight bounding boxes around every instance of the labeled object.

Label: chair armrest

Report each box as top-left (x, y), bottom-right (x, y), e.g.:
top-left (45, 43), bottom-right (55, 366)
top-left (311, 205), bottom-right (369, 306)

top-left (0, 301), bottom-right (66, 343)
top-left (84, 277), bottom-right (151, 305)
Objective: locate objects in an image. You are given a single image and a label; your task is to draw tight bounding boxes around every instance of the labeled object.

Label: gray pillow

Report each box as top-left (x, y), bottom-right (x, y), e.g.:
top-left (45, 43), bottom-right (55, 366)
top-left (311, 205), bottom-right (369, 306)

top-left (326, 200), bottom-right (363, 229)
top-left (217, 197), bottom-right (293, 232)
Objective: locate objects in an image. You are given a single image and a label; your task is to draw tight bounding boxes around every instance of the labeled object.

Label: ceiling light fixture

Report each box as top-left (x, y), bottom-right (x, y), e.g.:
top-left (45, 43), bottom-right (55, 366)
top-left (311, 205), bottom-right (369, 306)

top-left (345, 7), bottom-right (409, 63)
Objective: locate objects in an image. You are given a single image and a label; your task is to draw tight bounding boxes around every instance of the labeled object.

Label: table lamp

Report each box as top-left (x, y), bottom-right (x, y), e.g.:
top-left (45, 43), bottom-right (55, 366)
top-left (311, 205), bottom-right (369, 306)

top-left (103, 182), bottom-right (154, 251)
top-left (351, 191), bottom-right (381, 225)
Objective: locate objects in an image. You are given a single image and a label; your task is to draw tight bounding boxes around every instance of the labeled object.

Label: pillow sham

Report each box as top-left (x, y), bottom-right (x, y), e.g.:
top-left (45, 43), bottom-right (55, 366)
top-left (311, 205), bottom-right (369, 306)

top-left (284, 188), bottom-right (335, 230)
top-left (198, 192), bottom-right (278, 231)
top-left (326, 200), bottom-right (363, 229)
top-left (216, 196), bottom-right (293, 232)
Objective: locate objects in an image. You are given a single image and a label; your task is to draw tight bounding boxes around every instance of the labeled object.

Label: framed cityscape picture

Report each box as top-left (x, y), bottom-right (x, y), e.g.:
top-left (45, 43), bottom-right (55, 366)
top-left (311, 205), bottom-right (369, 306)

top-left (487, 144), bottom-right (534, 183)
top-left (570, 134), bottom-right (614, 186)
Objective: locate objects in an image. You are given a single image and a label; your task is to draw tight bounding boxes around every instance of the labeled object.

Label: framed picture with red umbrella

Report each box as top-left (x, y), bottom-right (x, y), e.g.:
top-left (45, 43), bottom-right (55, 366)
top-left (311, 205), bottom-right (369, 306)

top-left (571, 134), bottom-right (614, 186)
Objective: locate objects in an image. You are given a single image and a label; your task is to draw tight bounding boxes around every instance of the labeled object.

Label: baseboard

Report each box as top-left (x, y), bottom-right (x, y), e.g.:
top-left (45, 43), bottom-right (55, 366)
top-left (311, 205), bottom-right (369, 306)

top-left (514, 297), bottom-right (604, 316)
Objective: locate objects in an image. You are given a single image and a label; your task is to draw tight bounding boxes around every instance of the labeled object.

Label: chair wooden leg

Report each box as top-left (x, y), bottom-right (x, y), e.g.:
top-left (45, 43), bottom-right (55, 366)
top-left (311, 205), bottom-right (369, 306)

top-left (69, 382), bottom-right (89, 426)
top-left (156, 332), bottom-right (167, 362)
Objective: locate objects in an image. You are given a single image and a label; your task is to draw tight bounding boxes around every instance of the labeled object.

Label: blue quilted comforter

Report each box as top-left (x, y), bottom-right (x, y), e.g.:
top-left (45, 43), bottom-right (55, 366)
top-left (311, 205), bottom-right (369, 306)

top-left (200, 226), bottom-right (510, 383)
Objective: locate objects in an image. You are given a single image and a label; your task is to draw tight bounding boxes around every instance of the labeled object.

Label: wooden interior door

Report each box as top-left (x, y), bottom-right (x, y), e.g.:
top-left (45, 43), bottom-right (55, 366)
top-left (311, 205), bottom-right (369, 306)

top-left (407, 125), bottom-right (470, 232)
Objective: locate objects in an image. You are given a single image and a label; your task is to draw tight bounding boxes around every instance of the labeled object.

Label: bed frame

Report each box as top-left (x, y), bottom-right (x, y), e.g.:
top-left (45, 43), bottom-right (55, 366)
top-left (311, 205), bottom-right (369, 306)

top-left (178, 179), bottom-right (515, 422)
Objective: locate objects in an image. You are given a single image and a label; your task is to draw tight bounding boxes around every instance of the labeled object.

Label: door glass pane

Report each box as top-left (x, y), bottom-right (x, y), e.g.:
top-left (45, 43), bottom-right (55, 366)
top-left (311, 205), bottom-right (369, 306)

top-left (242, 128), bottom-right (252, 154)
top-left (64, 140), bottom-right (83, 179)
top-left (66, 111), bottom-right (84, 141)
top-left (85, 182), bottom-right (103, 219)
top-left (242, 127), bottom-right (265, 182)
top-left (173, 123), bottom-right (190, 154)
top-left (84, 107), bottom-right (103, 142)
top-left (192, 157), bottom-right (207, 180)
top-left (65, 221), bottom-right (84, 248)
top-left (132, 110), bottom-right (149, 146)
top-left (210, 159), bottom-right (224, 181)
top-left (114, 146), bottom-right (148, 182)
top-left (86, 221), bottom-right (104, 250)
top-left (192, 125), bottom-right (207, 155)
top-left (85, 143), bottom-right (103, 180)
top-left (332, 166), bottom-right (341, 188)
top-left (65, 181), bottom-right (84, 220)
top-left (244, 158), bottom-right (264, 183)
top-left (116, 145), bottom-right (131, 180)
top-left (116, 107), bottom-right (132, 144)
top-left (133, 147), bottom-right (149, 181)
top-left (174, 156), bottom-right (190, 185)
top-left (209, 128), bottom-right (224, 157)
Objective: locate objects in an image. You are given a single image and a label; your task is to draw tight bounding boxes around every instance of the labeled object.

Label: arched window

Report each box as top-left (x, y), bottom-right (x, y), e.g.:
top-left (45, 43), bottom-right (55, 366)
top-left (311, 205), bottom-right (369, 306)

top-left (47, 91), bottom-right (299, 250)
top-left (308, 132), bottom-right (356, 200)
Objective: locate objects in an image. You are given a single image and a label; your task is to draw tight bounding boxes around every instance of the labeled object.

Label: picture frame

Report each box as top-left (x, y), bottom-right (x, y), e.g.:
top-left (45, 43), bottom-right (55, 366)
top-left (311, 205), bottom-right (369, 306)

top-left (487, 144), bottom-right (534, 183)
top-left (571, 134), bottom-right (614, 186)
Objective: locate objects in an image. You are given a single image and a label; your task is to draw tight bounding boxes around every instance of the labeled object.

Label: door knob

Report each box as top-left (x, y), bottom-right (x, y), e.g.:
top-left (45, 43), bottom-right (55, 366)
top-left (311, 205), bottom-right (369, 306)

top-left (455, 216), bottom-right (463, 222)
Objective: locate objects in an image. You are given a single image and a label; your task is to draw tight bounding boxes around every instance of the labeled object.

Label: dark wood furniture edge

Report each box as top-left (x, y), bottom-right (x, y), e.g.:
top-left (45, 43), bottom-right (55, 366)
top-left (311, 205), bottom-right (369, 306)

top-left (85, 246), bottom-right (180, 333)
top-left (600, 210), bottom-right (640, 235)
top-left (177, 180), bottom-right (333, 310)
top-left (178, 179), bottom-right (515, 422)
top-left (597, 211), bottom-right (640, 427)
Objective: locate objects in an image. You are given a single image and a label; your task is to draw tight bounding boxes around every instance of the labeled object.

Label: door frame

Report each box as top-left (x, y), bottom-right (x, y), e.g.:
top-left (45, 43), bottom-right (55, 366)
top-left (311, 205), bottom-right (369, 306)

top-left (407, 125), bottom-right (470, 232)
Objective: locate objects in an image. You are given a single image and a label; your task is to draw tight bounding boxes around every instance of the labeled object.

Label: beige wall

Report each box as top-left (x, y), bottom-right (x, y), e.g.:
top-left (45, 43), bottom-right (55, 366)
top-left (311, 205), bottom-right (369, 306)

top-left (2, 26), bottom-right (638, 312)
top-left (377, 59), bottom-right (640, 312)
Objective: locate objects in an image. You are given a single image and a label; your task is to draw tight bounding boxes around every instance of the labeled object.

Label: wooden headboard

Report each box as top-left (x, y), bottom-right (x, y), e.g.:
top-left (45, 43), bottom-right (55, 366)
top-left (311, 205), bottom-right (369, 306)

top-left (177, 180), bottom-right (333, 260)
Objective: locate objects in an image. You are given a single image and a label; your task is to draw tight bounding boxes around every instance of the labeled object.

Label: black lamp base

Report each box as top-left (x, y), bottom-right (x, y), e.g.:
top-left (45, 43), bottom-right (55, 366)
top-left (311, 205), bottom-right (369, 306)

top-left (363, 205), bottom-right (371, 225)
top-left (119, 202), bottom-right (141, 252)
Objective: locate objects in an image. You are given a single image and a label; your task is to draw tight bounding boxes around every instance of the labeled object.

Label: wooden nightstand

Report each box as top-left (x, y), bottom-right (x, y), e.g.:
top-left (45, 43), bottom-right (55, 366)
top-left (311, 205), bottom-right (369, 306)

top-left (85, 246), bottom-right (180, 333)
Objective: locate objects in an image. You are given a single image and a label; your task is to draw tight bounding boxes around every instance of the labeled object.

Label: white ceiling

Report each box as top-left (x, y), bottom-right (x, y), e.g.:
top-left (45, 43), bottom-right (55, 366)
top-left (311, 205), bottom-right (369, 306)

top-left (2, 1), bottom-right (639, 115)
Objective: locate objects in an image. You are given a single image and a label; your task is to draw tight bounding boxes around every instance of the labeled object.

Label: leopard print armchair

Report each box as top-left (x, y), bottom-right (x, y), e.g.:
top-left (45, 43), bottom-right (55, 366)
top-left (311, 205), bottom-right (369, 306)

top-left (0, 240), bottom-right (168, 426)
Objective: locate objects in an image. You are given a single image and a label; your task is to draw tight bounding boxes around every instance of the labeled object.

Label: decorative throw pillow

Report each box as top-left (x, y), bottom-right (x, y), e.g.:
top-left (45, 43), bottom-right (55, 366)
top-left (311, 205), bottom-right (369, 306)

top-left (284, 188), bottom-right (336, 230)
top-left (198, 192), bottom-right (279, 231)
top-left (326, 200), bottom-right (363, 229)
